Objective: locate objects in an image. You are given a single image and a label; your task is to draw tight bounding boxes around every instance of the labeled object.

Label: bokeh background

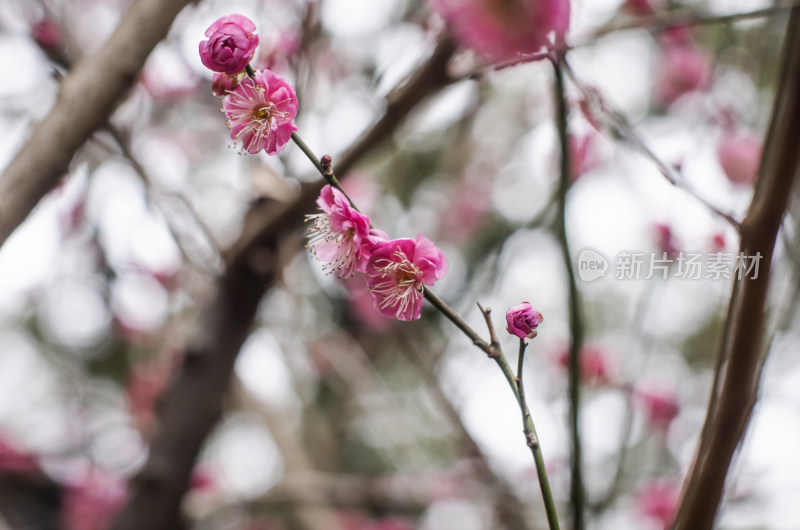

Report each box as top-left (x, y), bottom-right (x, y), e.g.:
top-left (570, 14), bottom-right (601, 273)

top-left (0, 0), bottom-right (798, 528)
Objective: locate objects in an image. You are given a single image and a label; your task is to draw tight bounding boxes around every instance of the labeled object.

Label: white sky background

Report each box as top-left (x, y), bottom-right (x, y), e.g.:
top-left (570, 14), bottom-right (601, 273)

top-left (0, 0), bottom-right (798, 528)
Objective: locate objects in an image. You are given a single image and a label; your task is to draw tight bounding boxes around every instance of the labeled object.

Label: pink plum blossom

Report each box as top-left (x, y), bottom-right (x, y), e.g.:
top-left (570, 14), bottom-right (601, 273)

top-left (199, 14), bottom-right (259, 75)
top-left (653, 223), bottom-right (680, 260)
top-left (365, 235), bottom-right (448, 321)
top-left (710, 232), bottom-right (727, 252)
top-left (306, 186), bottom-right (374, 279)
top-left (60, 470), bottom-right (127, 530)
top-left (555, 345), bottom-right (612, 385)
top-left (635, 480), bottom-right (679, 528)
top-left (623, 0), bottom-right (655, 15)
top-left (652, 43), bottom-right (711, 106)
top-left (438, 176), bottom-right (490, 242)
top-left (222, 69), bottom-right (298, 155)
top-left (32, 18), bottom-right (62, 50)
top-left (0, 437), bottom-right (40, 475)
top-left (636, 385), bottom-right (680, 432)
top-left (505, 302), bottom-right (543, 339)
top-left (568, 133), bottom-right (595, 182)
top-left (717, 130), bottom-right (762, 186)
top-left (432, 0), bottom-right (570, 61)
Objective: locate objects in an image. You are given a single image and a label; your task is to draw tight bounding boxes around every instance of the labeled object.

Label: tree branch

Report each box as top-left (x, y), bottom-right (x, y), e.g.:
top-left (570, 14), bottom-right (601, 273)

top-left (0, 0), bottom-right (194, 248)
top-left (673, 8), bottom-right (800, 529)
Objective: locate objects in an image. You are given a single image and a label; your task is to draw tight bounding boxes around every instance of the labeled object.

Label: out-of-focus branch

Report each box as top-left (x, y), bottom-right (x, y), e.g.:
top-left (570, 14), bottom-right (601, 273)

top-left (232, 379), bottom-right (344, 530)
top-left (673, 9), bottom-right (800, 530)
top-left (561, 61), bottom-right (741, 230)
top-left (111, 35), bottom-right (458, 530)
top-left (0, 0), bottom-right (194, 248)
top-left (243, 472), bottom-right (488, 514)
top-left (552, 57), bottom-right (586, 530)
top-left (586, 3), bottom-right (800, 44)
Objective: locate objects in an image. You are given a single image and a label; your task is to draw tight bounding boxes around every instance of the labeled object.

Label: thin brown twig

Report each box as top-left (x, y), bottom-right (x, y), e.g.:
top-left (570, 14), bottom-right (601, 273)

top-left (585, 3), bottom-right (800, 44)
top-left (560, 59), bottom-right (741, 231)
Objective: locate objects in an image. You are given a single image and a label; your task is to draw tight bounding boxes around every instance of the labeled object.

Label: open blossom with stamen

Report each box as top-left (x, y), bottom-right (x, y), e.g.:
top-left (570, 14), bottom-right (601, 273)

top-left (306, 185), bottom-right (373, 278)
top-left (222, 69), bottom-right (298, 155)
top-left (365, 235), bottom-right (448, 321)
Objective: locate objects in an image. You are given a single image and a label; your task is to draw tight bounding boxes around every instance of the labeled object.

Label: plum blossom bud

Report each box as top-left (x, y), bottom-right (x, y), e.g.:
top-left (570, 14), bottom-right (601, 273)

top-left (199, 14), bottom-right (259, 75)
top-left (506, 302), bottom-right (543, 339)
top-left (653, 43), bottom-right (711, 106)
top-left (211, 72), bottom-right (240, 95)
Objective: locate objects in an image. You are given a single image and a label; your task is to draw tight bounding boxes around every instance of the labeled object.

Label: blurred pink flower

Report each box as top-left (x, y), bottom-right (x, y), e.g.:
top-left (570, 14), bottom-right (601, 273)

top-left (505, 302), bottom-right (543, 339)
top-left (569, 133), bottom-right (595, 182)
top-left (306, 185), bottom-right (374, 279)
top-left (653, 223), bottom-right (680, 260)
top-left (652, 43), bottom-right (711, 106)
top-left (366, 235), bottom-right (448, 321)
top-left (555, 345), bottom-right (613, 385)
top-left (439, 176), bottom-right (490, 242)
top-left (189, 465), bottom-right (217, 492)
top-left (623, 0), bottom-right (656, 15)
top-left (257, 29), bottom-right (302, 71)
top-left (0, 437), bottom-right (40, 475)
top-left (717, 130), bottom-right (762, 186)
top-left (32, 18), bottom-right (62, 49)
top-left (432, 0), bottom-right (570, 61)
top-left (635, 480), bottom-right (679, 528)
top-left (61, 470), bottom-right (127, 530)
top-left (710, 231), bottom-right (727, 252)
top-left (125, 360), bottom-right (173, 435)
top-left (222, 69), bottom-right (298, 155)
top-left (636, 385), bottom-right (680, 431)
top-left (199, 14), bottom-right (259, 75)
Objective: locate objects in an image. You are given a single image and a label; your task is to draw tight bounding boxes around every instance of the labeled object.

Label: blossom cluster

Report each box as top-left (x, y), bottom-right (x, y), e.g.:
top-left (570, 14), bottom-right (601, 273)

top-left (306, 185), bottom-right (448, 322)
top-left (199, 14), bottom-right (297, 155)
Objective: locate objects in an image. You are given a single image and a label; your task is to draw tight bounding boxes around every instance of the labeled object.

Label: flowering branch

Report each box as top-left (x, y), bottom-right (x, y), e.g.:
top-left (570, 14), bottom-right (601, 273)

top-left (113, 30), bottom-right (458, 530)
top-left (289, 120), bottom-right (560, 525)
top-left (289, 133), bottom-right (356, 210)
